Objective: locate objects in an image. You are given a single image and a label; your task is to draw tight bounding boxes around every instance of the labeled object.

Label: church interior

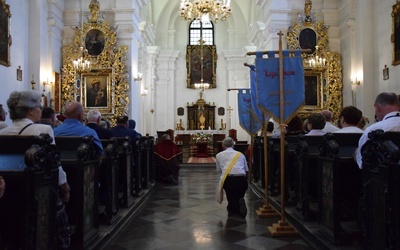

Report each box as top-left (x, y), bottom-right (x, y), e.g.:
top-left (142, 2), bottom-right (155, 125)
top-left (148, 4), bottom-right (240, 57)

top-left (1, 0), bottom-right (400, 249)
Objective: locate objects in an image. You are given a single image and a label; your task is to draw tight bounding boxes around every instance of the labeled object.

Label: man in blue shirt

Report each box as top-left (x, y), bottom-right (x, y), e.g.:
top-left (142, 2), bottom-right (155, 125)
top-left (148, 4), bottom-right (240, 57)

top-left (54, 101), bottom-right (103, 155)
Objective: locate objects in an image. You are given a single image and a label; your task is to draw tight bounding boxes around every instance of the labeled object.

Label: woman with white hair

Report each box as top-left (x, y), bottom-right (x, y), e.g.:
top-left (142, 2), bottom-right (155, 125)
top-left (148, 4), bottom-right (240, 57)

top-left (0, 90), bottom-right (72, 248)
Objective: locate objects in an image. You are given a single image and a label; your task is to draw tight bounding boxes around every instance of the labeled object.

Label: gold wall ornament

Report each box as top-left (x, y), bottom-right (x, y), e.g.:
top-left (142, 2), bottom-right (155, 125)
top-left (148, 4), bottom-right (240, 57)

top-left (60, 0), bottom-right (129, 126)
top-left (286, 1), bottom-right (342, 122)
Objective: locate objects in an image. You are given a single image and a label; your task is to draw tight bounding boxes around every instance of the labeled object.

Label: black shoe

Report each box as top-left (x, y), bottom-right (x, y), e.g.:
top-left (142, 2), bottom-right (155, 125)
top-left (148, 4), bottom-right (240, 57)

top-left (239, 198), bottom-right (247, 218)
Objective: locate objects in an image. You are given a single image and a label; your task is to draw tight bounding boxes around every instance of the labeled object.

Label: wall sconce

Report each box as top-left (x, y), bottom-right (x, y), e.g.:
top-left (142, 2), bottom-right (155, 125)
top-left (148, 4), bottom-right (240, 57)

top-left (351, 78), bottom-right (360, 86)
top-left (30, 74), bottom-right (36, 90)
top-left (134, 72), bottom-right (143, 82)
top-left (42, 79), bottom-right (53, 95)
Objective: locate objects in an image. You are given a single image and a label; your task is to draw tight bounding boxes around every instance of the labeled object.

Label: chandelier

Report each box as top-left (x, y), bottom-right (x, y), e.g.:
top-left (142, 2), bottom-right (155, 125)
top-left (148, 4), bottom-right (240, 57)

top-left (194, 81), bottom-right (210, 91)
top-left (179, 0), bottom-right (232, 22)
top-left (73, 46), bottom-right (91, 72)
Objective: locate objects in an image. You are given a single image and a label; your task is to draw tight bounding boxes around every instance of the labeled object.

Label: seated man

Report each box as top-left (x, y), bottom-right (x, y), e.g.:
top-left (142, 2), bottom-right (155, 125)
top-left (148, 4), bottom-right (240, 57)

top-left (54, 101), bottom-right (103, 156)
top-left (86, 109), bottom-right (112, 139)
top-left (110, 116), bottom-right (137, 146)
top-left (154, 134), bottom-right (181, 185)
top-left (36, 107), bottom-right (56, 127)
top-left (306, 113), bottom-right (326, 136)
top-left (334, 106), bottom-right (364, 133)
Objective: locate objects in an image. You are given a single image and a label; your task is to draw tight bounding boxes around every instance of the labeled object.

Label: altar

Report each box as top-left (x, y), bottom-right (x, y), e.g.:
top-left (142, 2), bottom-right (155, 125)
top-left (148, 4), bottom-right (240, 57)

top-left (175, 130), bottom-right (227, 161)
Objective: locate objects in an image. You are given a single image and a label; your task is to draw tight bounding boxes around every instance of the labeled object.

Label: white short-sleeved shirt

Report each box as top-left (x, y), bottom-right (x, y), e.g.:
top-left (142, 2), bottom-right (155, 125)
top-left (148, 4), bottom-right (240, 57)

top-left (356, 111), bottom-right (400, 168)
top-left (0, 118), bottom-right (67, 185)
top-left (216, 147), bottom-right (248, 178)
top-left (333, 126), bottom-right (364, 133)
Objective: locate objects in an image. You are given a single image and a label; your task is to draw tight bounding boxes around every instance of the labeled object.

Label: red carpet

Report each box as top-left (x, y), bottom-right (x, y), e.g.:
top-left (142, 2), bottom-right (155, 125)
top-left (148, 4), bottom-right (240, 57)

top-left (187, 157), bottom-right (216, 164)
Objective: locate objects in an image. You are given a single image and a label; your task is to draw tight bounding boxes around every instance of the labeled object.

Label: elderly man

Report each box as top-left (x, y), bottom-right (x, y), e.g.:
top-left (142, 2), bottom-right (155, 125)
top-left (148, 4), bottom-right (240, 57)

top-left (86, 109), bottom-right (112, 139)
top-left (356, 92), bottom-right (400, 168)
top-left (54, 101), bottom-right (103, 155)
top-left (216, 137), bottom-right (248, 218)
top-left (321, 110), bottom-right (339, 133)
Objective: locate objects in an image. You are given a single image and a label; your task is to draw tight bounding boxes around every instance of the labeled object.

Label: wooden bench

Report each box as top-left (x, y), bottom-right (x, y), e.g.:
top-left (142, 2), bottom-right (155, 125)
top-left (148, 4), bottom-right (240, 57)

top-left (55, 136), bottom-right (100, 249)
top-left (318, 132), bottom-right (362, 244)
top-left (267, 136), bottom-right (298, 200)
top-left (0, 134), bottom-right (59, 249)
top-left (138, 136), bottom-right (155, 189)
top-left (294, 134), bottom-right (323, 221)
top-left (361, 130), bottom-right (400, 249)
top-left (100, 138), bottom-right (120, 224)
top-left (115, 137), bottom-right (136, 203)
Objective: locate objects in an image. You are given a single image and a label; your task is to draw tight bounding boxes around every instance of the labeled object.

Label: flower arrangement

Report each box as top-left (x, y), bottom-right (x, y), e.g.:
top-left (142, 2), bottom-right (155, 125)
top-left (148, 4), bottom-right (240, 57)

top-left (192, 132), bottom-right (212, 143)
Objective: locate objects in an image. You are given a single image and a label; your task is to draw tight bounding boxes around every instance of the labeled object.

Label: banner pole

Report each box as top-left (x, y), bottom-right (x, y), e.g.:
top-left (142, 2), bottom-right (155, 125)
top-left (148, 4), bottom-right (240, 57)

top-left (255, 115), bottom-right (279, 218)
top-left (267, 31), bottom-right (299, 237)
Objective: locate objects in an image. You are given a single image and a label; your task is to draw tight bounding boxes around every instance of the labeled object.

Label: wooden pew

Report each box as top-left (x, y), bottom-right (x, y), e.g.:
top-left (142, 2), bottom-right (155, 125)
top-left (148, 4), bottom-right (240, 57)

top-left (115, 137), bottom-right (136, 203)
top-left (55, 136), bottom-right (100, 249)
top-left (252, 136), bottom-right (263, 184)
top-left (318, 132), bottom-right (362, 244)
top-left (99, 138), bottom-right (120, 224)
top-left (0, 134), bottom-right (59, 249)
top-left (294, 134), bottom-right (323, 221)
top-left (361, 130), bottom-right (400, 249)
top-left (267, 135), bottom-right (298, 199)
top-left (138, 136), bottom-right (155, 189)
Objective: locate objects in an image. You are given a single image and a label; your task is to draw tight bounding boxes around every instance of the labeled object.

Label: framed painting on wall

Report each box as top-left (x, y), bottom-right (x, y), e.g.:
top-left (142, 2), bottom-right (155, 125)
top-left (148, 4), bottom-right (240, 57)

top-left (0, 0), bottom-right (11, 67)
top-left (82, 70), bottom-right (113, 114)
top-left (186, 45), bottom-right (217, 89)
top-left (304, 71), bottom-right (322, 108)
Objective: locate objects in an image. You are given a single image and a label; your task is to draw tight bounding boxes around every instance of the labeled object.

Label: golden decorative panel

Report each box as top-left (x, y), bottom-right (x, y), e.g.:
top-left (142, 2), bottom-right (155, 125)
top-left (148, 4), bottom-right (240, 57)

top-left (391, 1), bottom-right (400, 65)
top-left (60, 0), bottom-right (129, 125)
top-left (287, 1), bottom-right (342, 121)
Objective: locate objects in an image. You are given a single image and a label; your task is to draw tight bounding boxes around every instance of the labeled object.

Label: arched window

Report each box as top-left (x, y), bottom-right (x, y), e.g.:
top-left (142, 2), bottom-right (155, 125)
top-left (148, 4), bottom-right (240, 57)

top-left (189, 20), bottom-right (214, 45)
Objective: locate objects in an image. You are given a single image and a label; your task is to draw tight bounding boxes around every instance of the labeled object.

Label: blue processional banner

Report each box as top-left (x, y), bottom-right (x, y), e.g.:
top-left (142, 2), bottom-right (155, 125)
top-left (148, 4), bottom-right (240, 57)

top-left (255, 50), bottom-right (305, 123)
top-left (248, 60), bottom-right (266, 125)
top-left (238, 89), bottom-right (262, 135)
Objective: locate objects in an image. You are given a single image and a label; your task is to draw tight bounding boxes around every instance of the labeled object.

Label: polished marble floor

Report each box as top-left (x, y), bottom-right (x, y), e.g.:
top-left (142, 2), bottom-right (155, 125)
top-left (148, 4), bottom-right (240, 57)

top-left (103, 167), bottom-right (314, 250)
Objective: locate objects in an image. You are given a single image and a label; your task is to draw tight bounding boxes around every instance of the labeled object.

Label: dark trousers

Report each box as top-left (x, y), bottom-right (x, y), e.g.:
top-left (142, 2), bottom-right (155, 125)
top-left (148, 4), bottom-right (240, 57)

top-left (223, 176), bottom-right (248, 214)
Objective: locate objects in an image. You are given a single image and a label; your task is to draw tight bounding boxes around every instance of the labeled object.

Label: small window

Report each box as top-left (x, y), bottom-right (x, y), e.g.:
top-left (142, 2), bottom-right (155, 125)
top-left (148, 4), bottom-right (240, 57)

top-left (189, 20), bottom-right (214, 45)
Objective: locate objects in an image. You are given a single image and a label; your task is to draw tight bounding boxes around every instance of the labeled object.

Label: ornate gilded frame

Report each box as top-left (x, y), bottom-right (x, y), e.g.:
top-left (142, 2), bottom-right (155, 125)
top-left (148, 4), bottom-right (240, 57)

top-left (81, 69), bottom-right (112, 112)
top-left (391, 1), bottom-right (400, 65)
top-left (60, 0), bottom-right (129, 124)
top-left (287, 7), bottom-right (342, 121)
top-left (186, 45), bottom-right (217, 89)
top-left (0, 0), bottom-right (11, 67)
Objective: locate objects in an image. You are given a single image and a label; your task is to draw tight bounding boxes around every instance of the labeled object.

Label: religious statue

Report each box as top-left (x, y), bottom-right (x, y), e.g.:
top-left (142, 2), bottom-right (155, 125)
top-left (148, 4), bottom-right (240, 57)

top-left (304, 0), bottom-right (312, 18)
top-left (89, 0), bottom-right (100, 23)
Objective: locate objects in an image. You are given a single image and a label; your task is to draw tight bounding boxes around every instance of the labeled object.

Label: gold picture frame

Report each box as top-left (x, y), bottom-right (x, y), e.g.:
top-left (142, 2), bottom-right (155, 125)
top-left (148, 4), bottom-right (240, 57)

top-left (81, 70), bottom-right (113, 113)
top-left (0, 0), bottom-right (11, 67)
top-left (186, 45), bottom-right (217, 89)
top-left (60, 1), bottom-right (129, 125)
top-left (304, 70), bottom-right (323, 108)
top-left (392, 1), bottom-right (400, 65)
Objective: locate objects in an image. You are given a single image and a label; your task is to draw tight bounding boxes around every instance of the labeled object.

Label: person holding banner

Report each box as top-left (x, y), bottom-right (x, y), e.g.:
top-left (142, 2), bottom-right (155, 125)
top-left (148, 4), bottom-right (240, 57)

top-left (216, 137), bottom-right (248, 218)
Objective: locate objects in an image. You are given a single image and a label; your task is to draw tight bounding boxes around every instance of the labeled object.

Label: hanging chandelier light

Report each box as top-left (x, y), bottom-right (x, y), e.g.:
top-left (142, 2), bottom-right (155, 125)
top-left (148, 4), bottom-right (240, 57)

top-left (73, 46), bottom-right (91, 72)
top-left (179, 0), bottom-right (232, 23)
top-left (194, 80), bottom-right (210, 91)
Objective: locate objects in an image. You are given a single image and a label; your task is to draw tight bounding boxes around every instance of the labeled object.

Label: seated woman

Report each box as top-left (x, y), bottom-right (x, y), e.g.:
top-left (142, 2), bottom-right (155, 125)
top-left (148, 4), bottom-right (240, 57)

top-left (154, 134), bottom-right (181, 185)
top-left (0, 90), bottom-right (72, 248)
